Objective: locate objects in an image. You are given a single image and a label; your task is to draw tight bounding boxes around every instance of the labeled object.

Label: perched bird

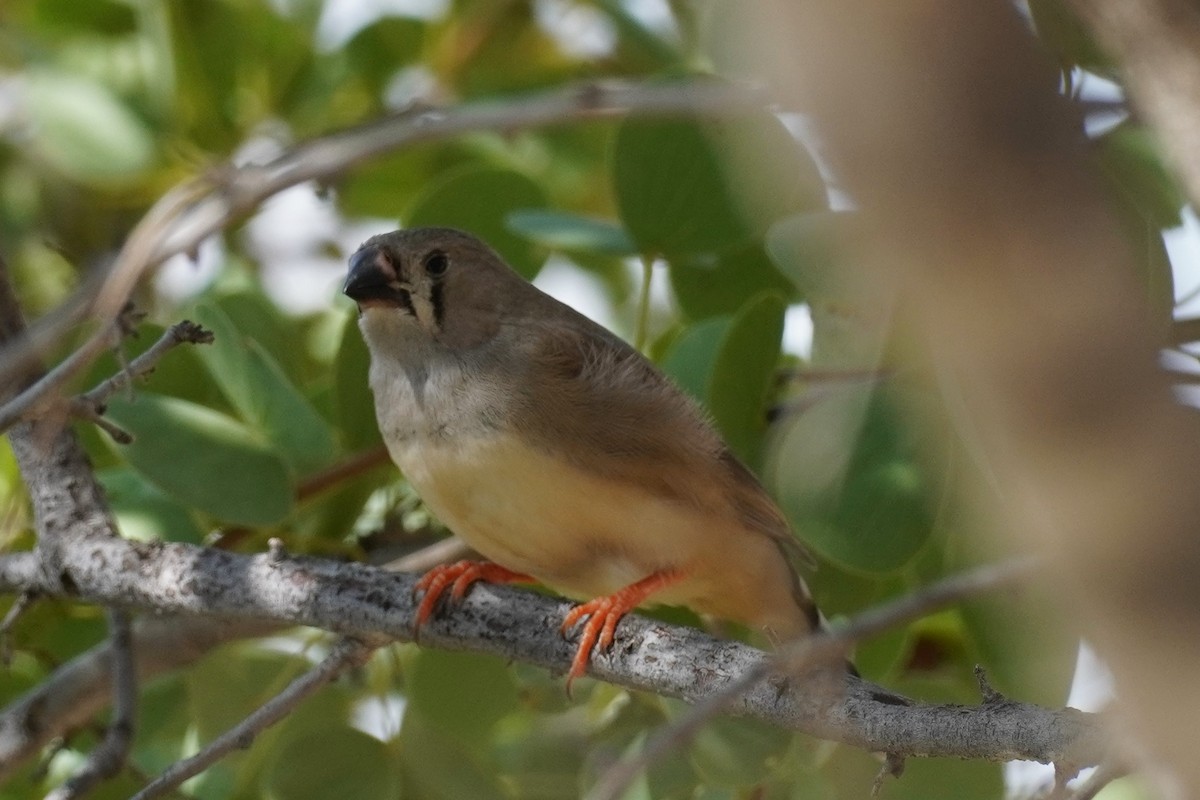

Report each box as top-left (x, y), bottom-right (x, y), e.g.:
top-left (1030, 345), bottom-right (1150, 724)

top-left (344, 227), bottom-right (819, 685)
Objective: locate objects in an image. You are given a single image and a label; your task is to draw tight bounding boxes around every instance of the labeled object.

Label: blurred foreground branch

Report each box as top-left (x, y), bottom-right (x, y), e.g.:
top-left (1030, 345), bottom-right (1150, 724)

top-left (764, 0), bottom-right (1200, 792)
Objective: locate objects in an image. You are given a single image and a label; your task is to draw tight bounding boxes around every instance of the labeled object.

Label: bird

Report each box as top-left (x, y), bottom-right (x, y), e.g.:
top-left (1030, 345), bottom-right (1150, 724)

top-left (344, 227), bottom-right (820, 687)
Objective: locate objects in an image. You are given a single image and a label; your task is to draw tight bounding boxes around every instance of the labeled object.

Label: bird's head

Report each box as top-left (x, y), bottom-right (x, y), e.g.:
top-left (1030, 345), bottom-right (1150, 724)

top-left (344, 227), bottom-right (519, 350)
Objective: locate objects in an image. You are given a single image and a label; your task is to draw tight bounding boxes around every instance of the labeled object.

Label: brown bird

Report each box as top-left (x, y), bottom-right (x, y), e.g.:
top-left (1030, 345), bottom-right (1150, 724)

top-left (344, 227), bottom-right (819, 686)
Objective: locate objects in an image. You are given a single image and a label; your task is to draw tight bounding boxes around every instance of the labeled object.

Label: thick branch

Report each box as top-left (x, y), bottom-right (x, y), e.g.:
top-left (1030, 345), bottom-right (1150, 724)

top-left (0, 541), bottom-right (1105, 769)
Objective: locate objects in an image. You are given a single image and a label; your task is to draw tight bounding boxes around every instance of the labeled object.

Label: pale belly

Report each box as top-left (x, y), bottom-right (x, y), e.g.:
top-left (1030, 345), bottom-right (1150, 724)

top-left (388, 431), bottom-right (711, 603)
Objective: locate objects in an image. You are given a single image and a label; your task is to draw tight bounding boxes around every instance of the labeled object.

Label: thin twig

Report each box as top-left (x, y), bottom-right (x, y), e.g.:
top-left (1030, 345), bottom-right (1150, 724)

top-left (79, 320), bottom-right (213, 408)
top-left (128, 637), bottom-right (376, 800)
top-left (586, 556), bottom-right (1042, 800)
top-left (0, 316), bottom-right (124, 435)
top-left (0, 590), bottom-right (37, 666)
top-left (295, 444), bottom-right (390, 502)
top-left (0, 80), bottom-right (768, 394)
top-left (44, 609), bottom-right (136, 800)
top-left (381, 536), bottom-right (472, 574)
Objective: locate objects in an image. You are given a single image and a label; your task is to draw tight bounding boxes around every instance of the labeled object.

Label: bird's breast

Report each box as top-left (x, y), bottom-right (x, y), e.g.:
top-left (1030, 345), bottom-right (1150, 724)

top-left (388, 430), bottom-right (718, 601)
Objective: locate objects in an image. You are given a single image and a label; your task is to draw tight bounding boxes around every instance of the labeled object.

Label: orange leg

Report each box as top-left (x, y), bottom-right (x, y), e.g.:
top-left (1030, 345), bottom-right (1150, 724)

top-left (412, 560), bottom-right (532, 640)
top-left (560, 569), bottom-right (685, 692)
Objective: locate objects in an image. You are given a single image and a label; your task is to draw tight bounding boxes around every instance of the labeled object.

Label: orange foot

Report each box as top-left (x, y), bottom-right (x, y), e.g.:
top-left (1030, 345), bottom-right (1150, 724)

top-left (412, 560), bottom-right (532, 640)
top-left (560, 570), bottom-right (684, 693)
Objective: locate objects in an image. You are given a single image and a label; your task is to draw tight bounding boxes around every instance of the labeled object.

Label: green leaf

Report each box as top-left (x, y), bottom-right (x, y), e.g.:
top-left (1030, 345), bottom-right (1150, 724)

top-left (266, 728), bottom-right (399, 800)
top-left (1027, 0), bottom-right (1114, 76)
top-left (26, 70), bottom-right (156, 183)
top-left (400, 713), bottom-right (508, 800)
top-left (614, 105), bottom-right (826, 257)
top-left (333, 311), bottom-right (383, 452)
top-left (407, 649), bottom-right (520, 746)
top-left (30, 0), bottom-right (137, 36)
top-left (669, 243), bottom-right (798, 321)
top-left (765, 211), bottom-right (857, 299)
top-left (660, 317), bottom-right (731, 402)
top-left (661, 293), bottom-right (785, 465)
top-left (97, 467), bottom-right (204, 544)
top-left (771, 387), bottom-right (934, 574)
top-left (708, 293), bottom-right (786, 465)
top-left (104, 393), bottom-right (293, 526)
top-left (1098, 123), bottom-right (1185, 229)
top-left (407, 166), bottom-right (548, 279)
top-left (191, 302), bottom-right (335, 475)
top-left (960, 580), bottom-right (1078, 707)
top-left (344, 17), bottom-right (425, 96)
top-left (688, 717), bottom-right (789, 788)
top-left (506, 209), bottom-right (637, 256)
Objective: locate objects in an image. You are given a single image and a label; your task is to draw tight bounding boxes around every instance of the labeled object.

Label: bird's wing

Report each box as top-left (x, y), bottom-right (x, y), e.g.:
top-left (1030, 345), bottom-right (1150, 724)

top-left (510, 317), bottom-right (815, 567)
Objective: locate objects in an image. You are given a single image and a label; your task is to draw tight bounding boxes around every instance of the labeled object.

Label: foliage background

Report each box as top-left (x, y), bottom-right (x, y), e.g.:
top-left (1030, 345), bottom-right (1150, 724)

top-left (0, 1), bottom-right (1181, 798)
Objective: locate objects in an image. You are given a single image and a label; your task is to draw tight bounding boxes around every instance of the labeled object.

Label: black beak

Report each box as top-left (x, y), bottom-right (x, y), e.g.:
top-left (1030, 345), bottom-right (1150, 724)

top-left (343, 247), bottom-right (397, 303)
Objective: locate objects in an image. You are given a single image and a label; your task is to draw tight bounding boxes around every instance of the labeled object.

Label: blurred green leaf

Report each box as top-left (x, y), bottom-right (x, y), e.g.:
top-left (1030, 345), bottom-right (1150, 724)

top-left (29, 0), bottom-right (137, 37)
top-left (97, 467), bottom-right (204, 544)
top-left (824, 745), bottom-right (1004, 800)
top-left (772, 387), bottom-right (934, 573)
top-left (662, 293), bottom-right (784, 465)
top-left (344, 16), bottom-right (425, 96)
top-left (688, 716), bottom-right (789, 788)
top-left (26, 70), bottom-right (155, 183)
top-left (661, 316), bottom-right (731, 402)
top-left (400, 712), bottom-right (508, 800)
top-left (407, 166), bottom-right (548, 279)
top-left (1098, 123), bottom-right (1185, 229)
top-left (961, 583), bottom-right (1078, 707)
top-left (614, 106), bottom-right (826, 258)
top-left (708, 292), bottom-right (786, 465)
top-left (333, 310), bottom-right (383, 452)
top-left (507, 209), bottom-right (637, 256)
top-left (670, 243), bottom-right (798, 321)
top-left (266, 728), bottom-right (399, 800)
top-left (1027, 0), bottom-right (1114, 76)
top-left (105, 393), bottom-right (293, 526)
top-left (765, 211), bottom-right (857, 299)
top-left (191, 302), bottom-right (336, 475)
top-left (407, 649), bottom-right (520, 746)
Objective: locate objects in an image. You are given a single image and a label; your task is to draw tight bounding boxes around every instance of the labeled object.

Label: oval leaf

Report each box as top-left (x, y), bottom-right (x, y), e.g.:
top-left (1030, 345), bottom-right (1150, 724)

top-left (506, 209), bottom-right (637, 256)
top-left (770, 386), bottom-right (934, 574)
top-left (191, 302), bottom-right (335, 475)
top-left (614, 106), bottom-right (826, 257)
top-left (708, 292), bottom-right (787, 465)
top-left (105, 393), bottom-right (293, 526)
top-left (669, 243), bottom-right (799, 321)
top-left (27, 70), bottom-right (155, 183)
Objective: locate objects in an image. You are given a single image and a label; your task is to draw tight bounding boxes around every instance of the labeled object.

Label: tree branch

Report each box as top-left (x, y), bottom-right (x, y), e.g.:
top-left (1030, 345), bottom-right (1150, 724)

top-left (0, 616), bottom-right (279, 781)
top-left (43, 610), bottom-right (136, 800)
top-left (588, 556), bottom-right (1043, 800)
top-left (0, 79), bottom-right (768, 396)
top-left (0, 536), bottom-right (470, 779)
top-left (129, 636), bottom-right (377, 800)
top-left (0, 540), bottom-right (1106, 771)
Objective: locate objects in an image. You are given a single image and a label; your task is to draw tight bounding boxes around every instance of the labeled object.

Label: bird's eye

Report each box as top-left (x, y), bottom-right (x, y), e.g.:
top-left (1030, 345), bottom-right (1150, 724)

top-left (423, 251), bottom-right (449, 277)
